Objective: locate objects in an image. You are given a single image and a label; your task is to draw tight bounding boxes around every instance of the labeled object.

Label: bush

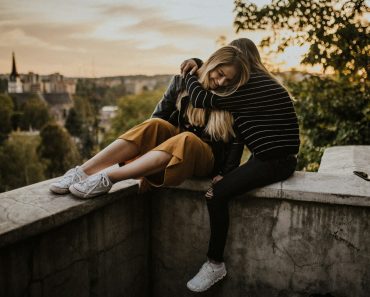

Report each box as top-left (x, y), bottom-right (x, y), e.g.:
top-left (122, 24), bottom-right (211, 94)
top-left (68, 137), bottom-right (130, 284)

top-left (287, 76), bottom-right (369, 170)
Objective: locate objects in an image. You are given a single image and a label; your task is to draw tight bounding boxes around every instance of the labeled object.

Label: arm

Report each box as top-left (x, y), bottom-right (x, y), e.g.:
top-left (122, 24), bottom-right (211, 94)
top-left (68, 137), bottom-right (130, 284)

top-left (151, 75), bottom-right (180, 120)
top-left (184, 73), bottom-right (247, 110)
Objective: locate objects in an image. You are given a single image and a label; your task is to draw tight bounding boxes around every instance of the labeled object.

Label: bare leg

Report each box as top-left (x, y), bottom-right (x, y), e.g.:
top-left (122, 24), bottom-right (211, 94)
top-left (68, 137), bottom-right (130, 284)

top-left (81, 139), bottom-right (139, 175)
top-left (107, 150), bottom-right (171, 183)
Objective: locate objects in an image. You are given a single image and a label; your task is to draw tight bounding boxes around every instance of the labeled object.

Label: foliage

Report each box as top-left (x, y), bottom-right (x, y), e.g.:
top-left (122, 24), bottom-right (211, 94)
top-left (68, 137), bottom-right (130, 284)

top-left (288, 75), bottom-right (369, 170)
top-left (65, 108), bottom-right (83, 137)
top-left (0, 94), bottom-right (14, 143)
top-left (0, 78), bottom-right (8, 93)
top-left (234, 0), bottom-right (369, 77)
top-left (66, 95), bottom-right (96, 159)
top-left (101, 88), bottom-right (166, 147)
top-left (0, 132), bottom-right (45, 192)
top-left (38, 123), bottom-right (81, 177)
top-left (19, 98), bottom-right (50, 130)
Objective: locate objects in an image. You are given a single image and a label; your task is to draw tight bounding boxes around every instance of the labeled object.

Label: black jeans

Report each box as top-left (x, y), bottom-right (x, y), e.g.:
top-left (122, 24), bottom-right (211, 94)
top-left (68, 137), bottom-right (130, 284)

top-left (206, 154), bottom-right (297, 262)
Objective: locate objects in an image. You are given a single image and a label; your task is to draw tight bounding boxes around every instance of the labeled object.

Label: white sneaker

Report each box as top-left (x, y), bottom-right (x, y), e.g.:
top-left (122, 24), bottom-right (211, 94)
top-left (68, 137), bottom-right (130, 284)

top-left (187, 261), bottom-right (227, 292)
top-left (49, 166), bottom-right (87, 194)
top-left (69, 172), bottom-right (113, 199)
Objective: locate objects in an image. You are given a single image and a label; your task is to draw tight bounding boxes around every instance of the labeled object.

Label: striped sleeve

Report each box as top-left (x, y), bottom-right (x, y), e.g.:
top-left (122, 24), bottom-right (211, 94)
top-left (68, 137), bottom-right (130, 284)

top-left (184, 73), bottom-right (249, 110)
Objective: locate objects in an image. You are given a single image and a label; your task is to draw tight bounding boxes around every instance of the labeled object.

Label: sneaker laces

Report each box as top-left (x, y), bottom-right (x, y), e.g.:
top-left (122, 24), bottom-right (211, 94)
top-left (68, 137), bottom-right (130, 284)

top-left (82, 173), bottom-right (111, 196)
top-left (59, 167), bottom-right (80, 184)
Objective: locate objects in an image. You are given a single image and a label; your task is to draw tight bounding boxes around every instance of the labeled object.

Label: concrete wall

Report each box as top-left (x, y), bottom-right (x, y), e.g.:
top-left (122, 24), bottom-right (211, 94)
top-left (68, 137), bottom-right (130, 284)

top-left (0, 180), bottom-right (150, 297)
top-left (0, 146), bottom-right (369, 297)
top-left (151, 188), bottom-right (370, 297)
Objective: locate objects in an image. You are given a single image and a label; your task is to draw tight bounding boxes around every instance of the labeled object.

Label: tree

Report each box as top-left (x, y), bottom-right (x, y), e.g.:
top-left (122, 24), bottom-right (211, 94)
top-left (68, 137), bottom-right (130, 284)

top-left (38, 123), bottom-right (81, 177)
top-left (288, 76), bottom-right (370, 170)
top-left (66, 96), bottom-right (96, 159)
top-left (234, 0), bottom-right (369, 77)
top-left (0, 78), bottom-right (8, 93)
top-left (20, 98), bottom-right (50, 130)
top-left (0, 94), bottom-right (14, 143)
top-left (65, 108), bottom-right (83, 137)
top-left (0, 132), bottom-right (45, 192)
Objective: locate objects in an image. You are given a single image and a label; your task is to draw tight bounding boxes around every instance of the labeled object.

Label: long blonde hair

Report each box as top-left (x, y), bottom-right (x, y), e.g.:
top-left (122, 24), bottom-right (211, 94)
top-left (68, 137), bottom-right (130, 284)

top-left (179, 45), bottom-right (250, 142)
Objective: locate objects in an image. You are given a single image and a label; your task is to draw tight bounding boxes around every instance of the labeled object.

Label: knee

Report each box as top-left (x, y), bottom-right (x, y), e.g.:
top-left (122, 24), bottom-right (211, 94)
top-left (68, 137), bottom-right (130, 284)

top-left (176, 131), bottom-right (200, 143)
top-left (145, 118), bottom-right (168, 127)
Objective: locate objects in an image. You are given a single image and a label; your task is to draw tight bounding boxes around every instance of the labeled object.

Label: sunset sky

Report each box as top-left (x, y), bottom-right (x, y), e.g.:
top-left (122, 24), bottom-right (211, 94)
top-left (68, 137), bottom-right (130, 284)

top-left (0, 0), bottom-right (315, 77)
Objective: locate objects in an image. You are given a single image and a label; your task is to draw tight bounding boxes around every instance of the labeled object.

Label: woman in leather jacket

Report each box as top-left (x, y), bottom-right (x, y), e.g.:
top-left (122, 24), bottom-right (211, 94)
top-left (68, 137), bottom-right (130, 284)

top-left (49, 45), bottom-right (250, 200)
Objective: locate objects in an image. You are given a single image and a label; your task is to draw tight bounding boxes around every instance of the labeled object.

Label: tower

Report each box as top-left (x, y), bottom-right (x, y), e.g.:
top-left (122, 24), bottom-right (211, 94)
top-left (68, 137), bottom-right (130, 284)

top-left (8, 52), bottom-right (23, 93)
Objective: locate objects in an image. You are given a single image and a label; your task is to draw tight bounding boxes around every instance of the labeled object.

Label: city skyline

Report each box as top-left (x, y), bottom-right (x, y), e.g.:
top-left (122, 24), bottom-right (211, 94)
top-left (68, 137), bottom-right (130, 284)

top-left (0, 0), bottom-right (319, 77)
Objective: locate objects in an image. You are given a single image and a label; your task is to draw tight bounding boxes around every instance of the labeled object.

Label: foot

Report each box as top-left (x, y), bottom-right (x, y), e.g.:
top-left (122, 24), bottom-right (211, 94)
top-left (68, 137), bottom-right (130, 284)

top-left (187, 261), bottom-right (227, 292)
top-left (69, 172), bottom-right (113, 199)
top-left (49, 166), bottom-right (87, 194)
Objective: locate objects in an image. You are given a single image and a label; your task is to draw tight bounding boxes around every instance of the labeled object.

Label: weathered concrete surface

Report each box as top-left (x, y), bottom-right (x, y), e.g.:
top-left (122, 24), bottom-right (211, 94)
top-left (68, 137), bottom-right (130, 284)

top-left (150, 188), bottom-right (370, 297)
top-left (319, 145), bottom-right (370, 175)
top-left (0, 178), bottom-right (138, 247)
top-left (0, 181), bottom-right (149, 297)
top-left (0, 145), bottom-right (369, 297)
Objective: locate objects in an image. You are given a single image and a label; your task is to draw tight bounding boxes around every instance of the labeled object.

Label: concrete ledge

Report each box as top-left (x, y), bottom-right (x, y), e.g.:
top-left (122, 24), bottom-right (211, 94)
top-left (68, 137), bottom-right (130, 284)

top-left (0, 178), bottom-right (139, 248)
top-left (176, 171), bottom-right (370, 207)
top-left (0, 145), bottom-right (369, 296)
top-left (1, 167), bottom-right (370, 249)
top-left (318, 145), bottom-right (370, 174)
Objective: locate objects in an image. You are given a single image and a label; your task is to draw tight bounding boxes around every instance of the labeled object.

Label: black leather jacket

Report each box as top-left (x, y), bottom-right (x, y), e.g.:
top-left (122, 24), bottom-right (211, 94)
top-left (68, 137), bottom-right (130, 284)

top-left (152, 75), bottom-right (244, 176)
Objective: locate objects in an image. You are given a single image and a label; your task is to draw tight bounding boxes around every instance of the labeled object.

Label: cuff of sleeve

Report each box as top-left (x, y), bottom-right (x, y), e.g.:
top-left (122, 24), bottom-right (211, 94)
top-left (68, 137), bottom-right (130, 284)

top-left (192, 58), bottom-right (203, 68)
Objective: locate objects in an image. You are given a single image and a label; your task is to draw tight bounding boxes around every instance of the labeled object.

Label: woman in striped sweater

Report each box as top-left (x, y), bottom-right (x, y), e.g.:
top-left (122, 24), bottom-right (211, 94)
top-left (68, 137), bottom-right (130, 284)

top-left (184, 38), bottom-right (300, 292)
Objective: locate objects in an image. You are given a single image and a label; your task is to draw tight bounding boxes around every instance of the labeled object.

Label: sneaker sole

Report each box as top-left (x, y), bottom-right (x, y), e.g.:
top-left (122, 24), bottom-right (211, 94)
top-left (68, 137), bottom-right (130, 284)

top-left (187, 270), bottom-right (227, 292)
top-left (49, 185), bottom-right (70, 194)
top-left (69, 185), bottom-right (107, 199)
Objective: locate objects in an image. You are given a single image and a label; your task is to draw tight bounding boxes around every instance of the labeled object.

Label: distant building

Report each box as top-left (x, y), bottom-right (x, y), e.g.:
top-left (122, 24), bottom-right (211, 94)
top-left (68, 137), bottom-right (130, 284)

top-left (124, 77), bottom-right (158, 94)
top-left (8, 52), bottom-right (23, 93)
top-left (42, 93), bottom-right (73, 126)
top-left (99, 105), bottom-right (118, 132)
top-left (7, 52), bottom-right (75, 127)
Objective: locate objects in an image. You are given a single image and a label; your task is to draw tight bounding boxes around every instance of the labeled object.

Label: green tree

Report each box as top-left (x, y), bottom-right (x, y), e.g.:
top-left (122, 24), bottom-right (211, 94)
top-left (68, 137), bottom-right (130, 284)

top-left (20, 98), bottom-right (50, 130)
top-left (38, 123), bottom-right (81, 177)
top-left (0, 94), bottom-right (14, 143)
top-left (234, 0), bottom-right (369, 77)
top-left (288, 76), bottom-right (370, 170)
top-left (0, 132), bottom-right (46, 192)
top-left (0, 78), bottom-right (8, 93)
top-left (234, 0), bottom-right (370, 171)
top-left (65, 108), bottom-right (83, 137)
top-left (66, 96), bottom-right (96, 159)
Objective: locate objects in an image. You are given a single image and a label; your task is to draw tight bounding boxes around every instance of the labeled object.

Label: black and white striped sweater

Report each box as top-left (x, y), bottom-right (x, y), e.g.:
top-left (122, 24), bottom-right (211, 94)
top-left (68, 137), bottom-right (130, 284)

top-left (185, 72), bottom-right (300, 160)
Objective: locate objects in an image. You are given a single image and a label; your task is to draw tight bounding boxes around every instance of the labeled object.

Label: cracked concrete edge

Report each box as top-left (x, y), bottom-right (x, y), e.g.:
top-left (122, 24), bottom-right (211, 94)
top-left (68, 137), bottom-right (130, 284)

top-left (0, 178), bottom-right (140, 248)
top-left (172, 171), bottom-right (370, 207)
top-left (1, 167), bottom-right (370, 248)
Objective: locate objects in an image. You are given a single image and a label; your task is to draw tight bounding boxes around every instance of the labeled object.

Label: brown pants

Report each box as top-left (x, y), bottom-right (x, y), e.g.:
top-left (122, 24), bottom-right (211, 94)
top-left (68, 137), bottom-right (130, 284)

top-left (118, 118), bottom-right (214, 186)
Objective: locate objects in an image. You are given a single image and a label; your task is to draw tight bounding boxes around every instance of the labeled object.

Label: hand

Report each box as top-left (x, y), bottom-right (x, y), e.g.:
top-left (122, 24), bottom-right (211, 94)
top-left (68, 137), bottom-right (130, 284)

top-left (180, 59), bottom-right (198, 77)
top-left (138, 178), bottom-right (153, 194)
top-left (212, 175), bottom-right (223, 184)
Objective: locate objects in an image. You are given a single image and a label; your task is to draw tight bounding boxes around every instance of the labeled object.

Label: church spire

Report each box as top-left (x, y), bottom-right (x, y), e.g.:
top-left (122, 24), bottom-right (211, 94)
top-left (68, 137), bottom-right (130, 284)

top-left (10, 52), bottom-right (18, 80)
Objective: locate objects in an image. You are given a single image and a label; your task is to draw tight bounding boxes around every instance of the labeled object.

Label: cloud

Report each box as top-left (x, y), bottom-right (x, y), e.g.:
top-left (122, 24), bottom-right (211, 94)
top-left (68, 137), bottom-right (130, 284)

top-left (99, 3), bottom-right (160, 18)
top-left (98, 3), bottom-right (226, 40)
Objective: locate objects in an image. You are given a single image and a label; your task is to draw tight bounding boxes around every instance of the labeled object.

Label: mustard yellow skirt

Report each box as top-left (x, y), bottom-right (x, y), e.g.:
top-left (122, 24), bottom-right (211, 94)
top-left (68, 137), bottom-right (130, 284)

top-left (118, 118), bottom-right (214, 187)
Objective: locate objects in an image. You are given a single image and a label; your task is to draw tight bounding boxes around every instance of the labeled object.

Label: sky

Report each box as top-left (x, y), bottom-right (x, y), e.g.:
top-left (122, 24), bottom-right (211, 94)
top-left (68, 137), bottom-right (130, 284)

top-left (0, 0), bottom-right (316, 77)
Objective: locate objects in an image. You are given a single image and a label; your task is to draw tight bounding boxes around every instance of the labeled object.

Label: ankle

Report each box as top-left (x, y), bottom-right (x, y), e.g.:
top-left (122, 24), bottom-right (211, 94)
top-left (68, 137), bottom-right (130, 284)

top-left (207, 258), bottom-right (223, 266)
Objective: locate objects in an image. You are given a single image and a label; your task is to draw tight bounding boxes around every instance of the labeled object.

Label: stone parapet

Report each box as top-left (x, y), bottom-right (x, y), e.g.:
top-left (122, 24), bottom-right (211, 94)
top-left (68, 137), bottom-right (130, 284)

top-left (0, 145), bottom-right (369, 296)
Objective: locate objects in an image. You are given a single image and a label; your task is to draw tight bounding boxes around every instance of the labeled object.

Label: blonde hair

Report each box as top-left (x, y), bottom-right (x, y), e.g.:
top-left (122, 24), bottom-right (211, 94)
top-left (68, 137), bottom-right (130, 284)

top-left (178, 45), bottom-right (250, 142)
